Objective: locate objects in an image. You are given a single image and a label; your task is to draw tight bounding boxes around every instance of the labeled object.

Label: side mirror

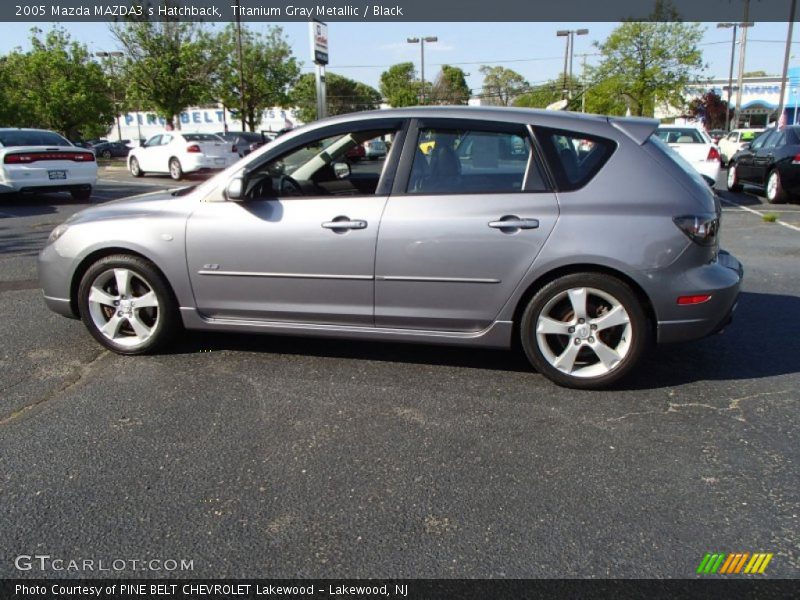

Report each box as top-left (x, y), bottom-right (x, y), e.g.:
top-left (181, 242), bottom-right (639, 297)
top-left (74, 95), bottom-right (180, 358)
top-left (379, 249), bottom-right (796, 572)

top-left (333, 161), bottom-right (351, 179)
top-left (225, 177), bottom-right (245, 201)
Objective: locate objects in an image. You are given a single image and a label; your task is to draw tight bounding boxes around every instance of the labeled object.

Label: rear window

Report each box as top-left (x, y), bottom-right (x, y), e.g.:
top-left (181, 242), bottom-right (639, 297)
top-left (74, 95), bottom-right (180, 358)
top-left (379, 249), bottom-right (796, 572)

top-left (0, 130), bottom-right (72, 147)
top-left (656, 128), bottom-right (706, 144)
top-left (183, 134), bottom-right (222, 142)
top-left (536, 128), bottom-right (616, 191)
top-left (648, 134), bottom-right (708, 188)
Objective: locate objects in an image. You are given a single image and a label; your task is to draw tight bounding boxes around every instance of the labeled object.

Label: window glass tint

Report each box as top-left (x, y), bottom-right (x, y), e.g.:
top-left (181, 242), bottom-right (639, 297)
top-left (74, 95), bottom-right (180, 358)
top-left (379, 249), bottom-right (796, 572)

top-left (145, 135), bottom-right (161, 147)
top-left (538, 128), bottom-right (615, 191)
top-left (764, 130), bottom-right (783, 148)
top-left (243, 127), bottom-right (397, 200)
top-left (751, 130), bottom-right (774, 150)
top-left (407, 127), bottom-right (540, 194)
top-left (655, 128), bottom-right (705, 144)
top-left (183, 133), bottom-right (222, 142)
top-left (0, 130), bottom-right (71, 147)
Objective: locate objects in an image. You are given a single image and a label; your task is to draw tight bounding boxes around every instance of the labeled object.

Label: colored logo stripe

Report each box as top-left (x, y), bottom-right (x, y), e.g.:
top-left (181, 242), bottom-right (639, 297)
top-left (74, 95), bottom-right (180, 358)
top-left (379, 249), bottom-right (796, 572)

top-left (698, 552), bottom-right (774, 574)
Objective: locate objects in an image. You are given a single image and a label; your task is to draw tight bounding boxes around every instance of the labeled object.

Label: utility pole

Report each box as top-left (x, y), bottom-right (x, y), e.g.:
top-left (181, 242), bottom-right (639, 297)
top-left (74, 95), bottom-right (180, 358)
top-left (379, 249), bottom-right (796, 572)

top-left (717, 22), bottom-right (738, 131)
top-left (556, 29), bottom-right (588, 100)
top-left (407, 36), bottom-right (438, 104)
top-left (733, 0), bottom-right (753, 129)
top-left (235, 0), bottom-right (246, 131)
top-left (777, 0), bottom-right (797, 127)
top-left (580, 53), bottom-right (588, 113)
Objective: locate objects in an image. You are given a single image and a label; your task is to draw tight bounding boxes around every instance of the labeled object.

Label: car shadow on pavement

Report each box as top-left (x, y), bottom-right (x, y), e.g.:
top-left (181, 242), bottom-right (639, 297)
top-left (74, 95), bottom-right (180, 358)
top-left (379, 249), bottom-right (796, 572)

top-left (620, 291), bottom-right (800, 390)
top-left (168, 292), bottom-right (799, 385)
top-left (0, 194), bottom-right (66, 217)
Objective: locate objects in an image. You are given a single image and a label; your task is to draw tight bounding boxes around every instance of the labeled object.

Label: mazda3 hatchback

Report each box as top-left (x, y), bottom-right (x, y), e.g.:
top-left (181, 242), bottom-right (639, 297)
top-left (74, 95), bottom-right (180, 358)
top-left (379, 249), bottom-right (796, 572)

top-left (39, 107), bottom-right (742, 389)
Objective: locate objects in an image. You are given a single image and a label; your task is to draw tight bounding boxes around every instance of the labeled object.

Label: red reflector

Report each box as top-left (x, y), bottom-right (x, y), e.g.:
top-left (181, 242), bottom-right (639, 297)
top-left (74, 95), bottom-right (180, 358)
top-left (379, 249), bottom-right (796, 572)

top-left (707, 147), bottom-right (720, 161)
top-left (186, 144), bottom-right (201, 153)
top-left (4, 151), bottom-right (94, 164)
top-left (677, 295), bottom-right (712, 305)
top-left (792, 153), bottom-right (800, 165)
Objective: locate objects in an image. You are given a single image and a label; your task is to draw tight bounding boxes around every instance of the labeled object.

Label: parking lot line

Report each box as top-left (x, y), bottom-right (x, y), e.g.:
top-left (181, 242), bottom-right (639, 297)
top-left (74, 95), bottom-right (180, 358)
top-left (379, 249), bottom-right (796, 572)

top-left (721, 198), bottom-right (800, 233)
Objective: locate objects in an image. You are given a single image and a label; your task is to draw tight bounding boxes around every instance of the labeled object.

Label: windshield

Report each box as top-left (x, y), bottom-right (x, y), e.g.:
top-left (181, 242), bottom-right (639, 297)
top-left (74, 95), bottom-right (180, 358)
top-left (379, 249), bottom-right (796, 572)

top-left (0, 130), bottom-right (72, 147)
top-left (648, 134), bottom-right (709, 188)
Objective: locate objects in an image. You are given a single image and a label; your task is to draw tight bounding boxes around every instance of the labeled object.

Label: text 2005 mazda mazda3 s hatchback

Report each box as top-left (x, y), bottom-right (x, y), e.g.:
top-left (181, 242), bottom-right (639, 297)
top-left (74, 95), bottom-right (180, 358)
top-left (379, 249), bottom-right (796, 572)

top-left (38, 107), bottom-right (743, 389)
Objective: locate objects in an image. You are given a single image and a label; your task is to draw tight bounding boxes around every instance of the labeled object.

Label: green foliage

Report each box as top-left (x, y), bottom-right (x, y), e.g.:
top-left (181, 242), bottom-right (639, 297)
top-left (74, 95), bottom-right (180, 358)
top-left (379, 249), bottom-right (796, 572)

top-left (380, 62), bottom-right (421, 107)
top-left (112, 18), bottom-right (220, 128)
top-left (291, 72), bottom-right (381, 123)
top-left (430, 65), bottom-right (470, 105)
top-left (514, 76), bottom-right (582, 109)
top-left (478, 66), bottom-right (528, 107)
top-left (0, 28), bottom-right (115, 140)
top-left (587, 3), bottom-right (705, 117)
top-left (211, 25), bottom-right (300, 131)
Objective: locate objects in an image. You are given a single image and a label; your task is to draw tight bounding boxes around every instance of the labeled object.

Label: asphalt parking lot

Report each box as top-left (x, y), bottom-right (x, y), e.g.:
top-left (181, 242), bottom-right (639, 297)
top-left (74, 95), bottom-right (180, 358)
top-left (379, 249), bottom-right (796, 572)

top-left (0, 165), bottom-right (798, 578)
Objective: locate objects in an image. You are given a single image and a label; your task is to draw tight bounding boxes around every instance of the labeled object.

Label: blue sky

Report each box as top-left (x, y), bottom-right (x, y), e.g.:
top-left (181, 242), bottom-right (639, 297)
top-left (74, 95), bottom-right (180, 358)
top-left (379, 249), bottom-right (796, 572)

top-left (4, 21), bottom-right (798, 93)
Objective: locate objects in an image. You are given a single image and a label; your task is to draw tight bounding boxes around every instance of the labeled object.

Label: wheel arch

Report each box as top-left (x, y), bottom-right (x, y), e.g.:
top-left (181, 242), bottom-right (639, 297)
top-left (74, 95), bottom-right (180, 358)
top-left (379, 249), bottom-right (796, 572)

top-left (69, 247), bottom-right (177, 317)
top-left (510, 263), bottom-right (658, 345)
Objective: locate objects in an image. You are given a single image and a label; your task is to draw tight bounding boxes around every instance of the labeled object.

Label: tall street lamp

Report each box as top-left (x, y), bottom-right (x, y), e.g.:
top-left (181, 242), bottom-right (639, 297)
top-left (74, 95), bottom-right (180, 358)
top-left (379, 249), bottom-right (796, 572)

top-left (407, 36), bottom-right (438, 105)
top-left (96, 51), bottom-right (124, 142)
top-left (556, 28), bottom-right (589, 100)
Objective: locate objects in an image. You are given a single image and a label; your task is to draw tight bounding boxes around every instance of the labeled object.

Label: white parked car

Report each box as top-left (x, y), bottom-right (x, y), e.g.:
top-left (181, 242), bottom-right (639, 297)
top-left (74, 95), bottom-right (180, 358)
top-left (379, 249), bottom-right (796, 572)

top-left (0, 128), bottom-right (97, 200)
top-left (656, 125), bottom-right (721, 183)
top-left (717, 128), bottom-right (764, 165)
top-left (128, 132), bottom-right (239, 181)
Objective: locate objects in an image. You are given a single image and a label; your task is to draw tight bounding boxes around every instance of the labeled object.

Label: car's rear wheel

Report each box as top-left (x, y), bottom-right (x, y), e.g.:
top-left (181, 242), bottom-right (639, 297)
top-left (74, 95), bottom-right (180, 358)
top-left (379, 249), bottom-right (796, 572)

top-left (520, 273), bottom-right (649, 389)
top-left (765, 169), bottom-right (788, 204)
top-left (129, 157), bottom-right (143, 177)
top-left (77, 255), bottom-right (179, 355)
top-left (101, 149), bottom-right (112, 159)
top-left (726, 163), bottom-right (743, 192)
top-left (169, 158), bottom-right (183, 181)
top-left (70, 187), bottom-right (92, 201)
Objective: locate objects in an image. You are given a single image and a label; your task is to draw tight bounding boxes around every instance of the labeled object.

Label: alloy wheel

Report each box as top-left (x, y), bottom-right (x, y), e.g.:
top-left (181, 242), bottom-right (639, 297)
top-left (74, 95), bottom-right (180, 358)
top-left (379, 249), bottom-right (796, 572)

top-left (87, 268), bottom-right (160, 348)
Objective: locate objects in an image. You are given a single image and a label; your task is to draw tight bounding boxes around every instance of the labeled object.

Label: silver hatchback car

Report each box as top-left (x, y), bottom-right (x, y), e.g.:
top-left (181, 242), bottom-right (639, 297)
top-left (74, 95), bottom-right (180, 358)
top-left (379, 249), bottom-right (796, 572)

top-left (39, 107), bottom-right (742, 389)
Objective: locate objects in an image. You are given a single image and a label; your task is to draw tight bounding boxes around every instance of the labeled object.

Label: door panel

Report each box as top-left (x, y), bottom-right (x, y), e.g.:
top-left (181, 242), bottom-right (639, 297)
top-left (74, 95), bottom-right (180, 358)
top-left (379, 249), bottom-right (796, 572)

top-left (186, 197), bottom-right (386, 325)
top-left (374, 193), bottom-right (558, 331)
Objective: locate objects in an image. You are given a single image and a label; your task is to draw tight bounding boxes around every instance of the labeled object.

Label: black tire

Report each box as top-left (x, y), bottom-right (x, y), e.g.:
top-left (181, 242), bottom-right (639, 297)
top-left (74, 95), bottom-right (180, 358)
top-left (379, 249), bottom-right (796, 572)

top-left (129, 157), bottom-right (144, 177)
top-left (726, 163), bottom-right (743, 192)
top-left (169, 158), bottom-right (183, 181)
top-left (101, 149), bottom-right (112, 159)
top-left (520, 273), bottom-right (650, 389)
top-left (765, 169), bottom-right (788, 204)
top-left (77, 254), bottom-right (180, 355)
top-left (70, 187), bottom-right (92, 201)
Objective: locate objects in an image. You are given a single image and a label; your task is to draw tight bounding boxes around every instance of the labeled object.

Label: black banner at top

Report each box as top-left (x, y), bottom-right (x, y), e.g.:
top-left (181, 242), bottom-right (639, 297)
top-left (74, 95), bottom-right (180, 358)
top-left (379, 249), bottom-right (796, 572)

top-left (3, 0), bottom-right (799, 23)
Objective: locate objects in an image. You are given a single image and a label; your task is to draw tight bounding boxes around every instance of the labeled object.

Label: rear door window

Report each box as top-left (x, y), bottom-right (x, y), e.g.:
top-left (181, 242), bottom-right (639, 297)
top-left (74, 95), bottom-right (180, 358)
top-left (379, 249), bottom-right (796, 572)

top-left (536, 128), bottom-right (616, 191)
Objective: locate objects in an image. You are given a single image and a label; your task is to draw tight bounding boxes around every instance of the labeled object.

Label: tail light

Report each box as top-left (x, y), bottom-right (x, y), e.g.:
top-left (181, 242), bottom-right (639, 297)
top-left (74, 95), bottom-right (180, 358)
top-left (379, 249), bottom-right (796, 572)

top-left (673, 215), bottom-right (719, 246)
top-left (792, 153), bottom-right (800, 165)
top-left (706, 147), bottom-right (720, 161)
top-left (4, 151), bottom-right (95, 164)
top-left (186, 144), bottom-right (201, 153)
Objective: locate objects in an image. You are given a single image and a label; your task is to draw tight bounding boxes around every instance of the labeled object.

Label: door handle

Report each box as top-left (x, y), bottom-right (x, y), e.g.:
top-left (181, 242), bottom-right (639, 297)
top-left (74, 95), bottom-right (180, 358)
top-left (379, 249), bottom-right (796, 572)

top-left (488, 217), bottom-right (539, 230)
top-left (322, 218), bottom-right (367, 230)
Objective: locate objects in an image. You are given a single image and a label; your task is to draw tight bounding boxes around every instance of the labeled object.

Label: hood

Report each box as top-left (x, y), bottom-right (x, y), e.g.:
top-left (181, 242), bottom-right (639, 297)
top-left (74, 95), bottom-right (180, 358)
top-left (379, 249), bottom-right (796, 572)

top-left (67, 187), bottom-right (197, 225)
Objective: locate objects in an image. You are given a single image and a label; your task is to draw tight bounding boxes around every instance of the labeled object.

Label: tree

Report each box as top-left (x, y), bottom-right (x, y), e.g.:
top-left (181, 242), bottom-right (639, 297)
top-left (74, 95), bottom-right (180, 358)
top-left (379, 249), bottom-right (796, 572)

top-left (430, 65), bottom-right (470, 105)
top-left (687, 90), bottom-right (731, 130)
top-left (211, 25), bottom-right (299, 131)
top-left (380, 62), bottom-right (421, 107)
top-left (514, 76), bottom-right (582, 109)
top-left (478, 66), bottom-right (528, 106)
top-left (112, 19), bottom-right (220, 128)
top-left (291, 72), bottom-right (381, 123)
top-left (0, 28), bottom-right (115, 140)
top-left (743, 70), bottom-right (768, 78)
top-left (587, 5), bottom-right (704, 117)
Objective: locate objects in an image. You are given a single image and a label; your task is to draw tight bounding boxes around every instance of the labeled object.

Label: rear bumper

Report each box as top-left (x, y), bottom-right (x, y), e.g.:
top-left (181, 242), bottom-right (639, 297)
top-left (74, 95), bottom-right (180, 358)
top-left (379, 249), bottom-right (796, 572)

top-left (182, 155), bottom-right (236, 173)
top-left (656, 250), bottom-right (743, 344)
top-left (1, 164), bottom-right (97, 192)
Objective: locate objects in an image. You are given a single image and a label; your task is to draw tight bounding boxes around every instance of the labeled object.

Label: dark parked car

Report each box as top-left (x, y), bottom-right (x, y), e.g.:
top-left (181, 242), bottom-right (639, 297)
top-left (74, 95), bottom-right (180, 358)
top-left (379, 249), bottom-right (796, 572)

top-left (217, 131), bottom-right (271, 157)
top-left (92, 141), bottom-right (131, 159)
top-left (727, 125), bottom-right (800, 203)
top-left (38, 107), bottom-right (742, 389)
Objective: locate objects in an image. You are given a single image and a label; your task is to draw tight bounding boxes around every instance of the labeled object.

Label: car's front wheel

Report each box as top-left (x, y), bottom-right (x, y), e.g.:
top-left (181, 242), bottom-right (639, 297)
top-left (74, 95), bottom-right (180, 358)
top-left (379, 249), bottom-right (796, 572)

top-left (129, 157), bottom-right (143, 177)
top-left (520, 273), bottom-right (649, 389)
top-left (77, 255), bottom-right (179, 355)
top-left (169, 158), bottom-right (183, 181)
top-left (726, 163), bottom-right (744, 192)
top-left (765, 169), bottom-right (788, 204)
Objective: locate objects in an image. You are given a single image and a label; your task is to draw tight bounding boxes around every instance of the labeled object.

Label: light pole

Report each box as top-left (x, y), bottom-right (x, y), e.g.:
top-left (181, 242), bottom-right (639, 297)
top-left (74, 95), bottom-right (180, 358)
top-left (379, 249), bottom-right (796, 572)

top-left (96, 51), bottom-right (124, 142)
top-left (556, 29), bottom-right (588, 100)
top-left (730, 0), bottom-right (754, 129)
top-left (407, 36), bottom-right (437, 104)
top-left (717, 22), bottom-right (738, 131)
top-left (776, 0), bottom-right (797, 128)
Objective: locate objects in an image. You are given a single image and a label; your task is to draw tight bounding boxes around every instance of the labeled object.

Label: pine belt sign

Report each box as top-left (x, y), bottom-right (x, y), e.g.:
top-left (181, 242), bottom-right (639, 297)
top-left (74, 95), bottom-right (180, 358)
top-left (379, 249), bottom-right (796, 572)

top-left (310, 20), bottom-right (328, 65)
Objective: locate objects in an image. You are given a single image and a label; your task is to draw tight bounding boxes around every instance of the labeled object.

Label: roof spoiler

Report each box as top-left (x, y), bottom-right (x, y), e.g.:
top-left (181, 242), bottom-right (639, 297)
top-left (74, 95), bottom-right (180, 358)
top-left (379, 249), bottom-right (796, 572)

top-left (608, 116), bottom-right (659, 145)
